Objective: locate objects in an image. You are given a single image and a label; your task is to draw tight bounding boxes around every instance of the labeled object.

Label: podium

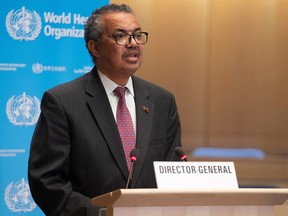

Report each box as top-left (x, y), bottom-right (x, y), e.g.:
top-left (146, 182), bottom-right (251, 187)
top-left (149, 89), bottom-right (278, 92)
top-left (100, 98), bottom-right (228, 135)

top-left (92, 188), bottom-right (288, 216)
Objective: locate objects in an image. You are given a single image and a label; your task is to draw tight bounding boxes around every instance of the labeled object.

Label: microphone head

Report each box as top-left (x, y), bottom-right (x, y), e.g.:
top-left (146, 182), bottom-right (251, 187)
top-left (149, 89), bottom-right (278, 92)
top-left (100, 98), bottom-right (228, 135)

top-left (130, 148), bottom-right (139, 162)
top-left (175, 147), bottom-right (187, 161)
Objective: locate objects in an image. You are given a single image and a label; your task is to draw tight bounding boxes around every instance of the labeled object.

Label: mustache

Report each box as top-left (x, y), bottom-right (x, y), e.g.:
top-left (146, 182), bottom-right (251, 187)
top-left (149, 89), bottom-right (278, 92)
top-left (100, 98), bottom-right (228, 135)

top-left (123, 47), bottom-right (141, 57)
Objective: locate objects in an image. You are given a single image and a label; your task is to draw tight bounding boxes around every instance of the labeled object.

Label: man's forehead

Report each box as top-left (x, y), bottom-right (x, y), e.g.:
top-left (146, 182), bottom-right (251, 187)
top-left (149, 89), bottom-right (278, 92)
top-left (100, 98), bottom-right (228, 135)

top-left (102, 12), bottom-right (140, 30)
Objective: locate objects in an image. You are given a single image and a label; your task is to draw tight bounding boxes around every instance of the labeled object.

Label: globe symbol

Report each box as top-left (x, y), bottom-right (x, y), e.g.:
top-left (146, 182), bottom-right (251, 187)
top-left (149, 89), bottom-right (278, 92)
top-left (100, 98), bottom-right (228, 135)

top-left (6, 7), bottom-right (42, 41)
top-left (12, 8), bottom-right (37, 37)
top-left (6, 93), bottom-right (41, 126)
top-left (12, 94), bottom-right (36, 122)
top-left (5, 178), bottom-right (37, 213)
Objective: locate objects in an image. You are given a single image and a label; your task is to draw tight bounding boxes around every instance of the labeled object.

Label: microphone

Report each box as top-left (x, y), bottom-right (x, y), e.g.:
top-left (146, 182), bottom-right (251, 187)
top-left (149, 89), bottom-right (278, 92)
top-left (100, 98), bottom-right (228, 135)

top-left (175, 147), bottom-right (187, 161)
top-left (126, 148), bottom-right (140, 189)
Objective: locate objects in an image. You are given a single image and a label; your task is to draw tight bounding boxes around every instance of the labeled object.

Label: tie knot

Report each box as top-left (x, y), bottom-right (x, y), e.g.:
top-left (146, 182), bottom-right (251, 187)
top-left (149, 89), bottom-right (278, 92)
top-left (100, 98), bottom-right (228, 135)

top-left (114, 86), bottom-right (127, 98)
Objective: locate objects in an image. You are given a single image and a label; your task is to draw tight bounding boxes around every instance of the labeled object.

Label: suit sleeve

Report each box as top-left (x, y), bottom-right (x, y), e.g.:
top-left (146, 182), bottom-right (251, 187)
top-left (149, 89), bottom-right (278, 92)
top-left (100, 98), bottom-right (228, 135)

top-left (28, 91), bottom-right (99, 216)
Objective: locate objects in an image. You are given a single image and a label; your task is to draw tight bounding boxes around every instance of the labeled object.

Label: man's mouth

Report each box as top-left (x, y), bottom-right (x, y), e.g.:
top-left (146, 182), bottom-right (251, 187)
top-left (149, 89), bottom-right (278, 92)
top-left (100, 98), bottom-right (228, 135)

top-left (124, 53), bottom-right (140, 62)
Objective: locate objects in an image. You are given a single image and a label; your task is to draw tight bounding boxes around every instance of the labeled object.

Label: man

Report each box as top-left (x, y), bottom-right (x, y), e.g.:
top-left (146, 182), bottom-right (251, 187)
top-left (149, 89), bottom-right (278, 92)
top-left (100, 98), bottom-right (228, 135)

top-left (28, 4), bottom-right (182, 216)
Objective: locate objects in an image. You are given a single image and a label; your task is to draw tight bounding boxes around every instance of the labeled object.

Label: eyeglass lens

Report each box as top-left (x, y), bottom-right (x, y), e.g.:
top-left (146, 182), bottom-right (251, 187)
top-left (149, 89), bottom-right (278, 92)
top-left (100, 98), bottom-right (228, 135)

top-left (115, 32), bottom-right (148, 45)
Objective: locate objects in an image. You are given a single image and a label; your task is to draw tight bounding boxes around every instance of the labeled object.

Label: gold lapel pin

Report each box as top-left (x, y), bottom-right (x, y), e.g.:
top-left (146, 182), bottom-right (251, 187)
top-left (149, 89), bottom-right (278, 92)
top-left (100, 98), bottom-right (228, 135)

top-left (143, 105), bottom-right (149, 113)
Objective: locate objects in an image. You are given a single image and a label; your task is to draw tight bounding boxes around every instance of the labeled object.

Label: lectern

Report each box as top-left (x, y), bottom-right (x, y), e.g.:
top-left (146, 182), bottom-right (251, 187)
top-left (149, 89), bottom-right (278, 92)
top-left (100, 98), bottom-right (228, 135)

top-left (92, 188), bottom-right (288, 216)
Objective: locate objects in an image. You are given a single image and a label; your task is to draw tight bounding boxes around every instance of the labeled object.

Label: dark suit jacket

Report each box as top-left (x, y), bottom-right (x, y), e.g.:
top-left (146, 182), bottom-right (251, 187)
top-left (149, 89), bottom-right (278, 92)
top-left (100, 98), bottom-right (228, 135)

top-left (28, 67), bottom-right (182, 216)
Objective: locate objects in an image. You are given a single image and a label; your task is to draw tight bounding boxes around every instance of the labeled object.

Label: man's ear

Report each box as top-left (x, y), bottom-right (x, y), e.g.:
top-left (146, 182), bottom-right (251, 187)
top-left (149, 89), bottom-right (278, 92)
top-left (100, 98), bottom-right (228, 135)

top-left (87, 40), bottom-right (100, 58)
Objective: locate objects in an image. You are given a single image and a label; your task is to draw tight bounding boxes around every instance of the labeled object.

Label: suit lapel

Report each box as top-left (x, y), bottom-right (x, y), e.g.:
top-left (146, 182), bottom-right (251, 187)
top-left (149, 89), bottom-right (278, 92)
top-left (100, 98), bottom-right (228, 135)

top-left (85, 69), bottom-right (129, 178)
top-left (85, 70), bottom-right (154, 187)
top-left (131, 77), bottom-right (154, 187)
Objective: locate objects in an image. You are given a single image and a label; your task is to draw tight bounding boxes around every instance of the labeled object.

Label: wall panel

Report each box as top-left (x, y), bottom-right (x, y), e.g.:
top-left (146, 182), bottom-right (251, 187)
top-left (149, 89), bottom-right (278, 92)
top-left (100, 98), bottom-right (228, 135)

top-left (209, 0), bottom-right (288, 154)
top-left (112, 0), bottom-right (288, 155)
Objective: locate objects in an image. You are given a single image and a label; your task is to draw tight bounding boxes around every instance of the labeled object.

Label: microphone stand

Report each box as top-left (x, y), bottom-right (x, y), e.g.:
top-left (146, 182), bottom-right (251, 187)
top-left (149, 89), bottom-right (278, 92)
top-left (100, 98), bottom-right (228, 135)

top-left (126, 160), bottom-right (135, 189)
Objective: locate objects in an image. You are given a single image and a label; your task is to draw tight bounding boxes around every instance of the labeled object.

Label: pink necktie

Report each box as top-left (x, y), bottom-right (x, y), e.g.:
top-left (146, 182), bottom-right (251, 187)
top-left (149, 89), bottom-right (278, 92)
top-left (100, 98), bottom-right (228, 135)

top-left (114, 87), bottom-right (136, 170)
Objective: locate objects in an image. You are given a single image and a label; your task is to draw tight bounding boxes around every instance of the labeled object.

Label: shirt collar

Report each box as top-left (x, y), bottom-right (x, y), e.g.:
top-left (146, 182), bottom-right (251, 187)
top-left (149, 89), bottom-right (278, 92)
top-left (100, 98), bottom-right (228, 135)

top-left (98, 70), bottom-right (134, 97)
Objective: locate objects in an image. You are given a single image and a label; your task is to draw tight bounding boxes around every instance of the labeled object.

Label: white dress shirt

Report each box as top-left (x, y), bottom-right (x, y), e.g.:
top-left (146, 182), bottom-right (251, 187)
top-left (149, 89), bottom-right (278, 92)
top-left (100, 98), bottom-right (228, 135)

top-left (98, 70), bottom-right (136, 135)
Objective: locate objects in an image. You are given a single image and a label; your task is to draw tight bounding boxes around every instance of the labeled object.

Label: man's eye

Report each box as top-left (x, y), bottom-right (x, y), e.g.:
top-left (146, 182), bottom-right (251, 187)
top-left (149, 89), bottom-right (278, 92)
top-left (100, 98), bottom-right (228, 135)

top-left (134, 33), bottom-right (142, 39)
top-left (114, 34), bottom-right (125, 40)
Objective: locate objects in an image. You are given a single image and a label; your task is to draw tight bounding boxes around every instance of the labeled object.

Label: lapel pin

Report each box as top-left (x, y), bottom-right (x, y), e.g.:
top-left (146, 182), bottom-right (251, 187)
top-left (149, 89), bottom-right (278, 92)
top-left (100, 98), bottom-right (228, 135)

top-left (143, 105), bottom-right (149, 113)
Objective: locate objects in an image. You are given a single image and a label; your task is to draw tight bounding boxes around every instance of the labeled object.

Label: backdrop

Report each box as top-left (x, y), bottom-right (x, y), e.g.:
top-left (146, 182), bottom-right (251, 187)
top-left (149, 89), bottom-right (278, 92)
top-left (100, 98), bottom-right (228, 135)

top-left (0, 1), bottom-right (108, 215)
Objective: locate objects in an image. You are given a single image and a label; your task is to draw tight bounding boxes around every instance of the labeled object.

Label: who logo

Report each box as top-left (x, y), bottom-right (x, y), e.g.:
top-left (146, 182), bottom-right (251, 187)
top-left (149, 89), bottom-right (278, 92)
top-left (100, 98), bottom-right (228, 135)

top-left (5, 178), bottom-right (37, 213)
top-left (6, 92), bottom-right (41, 126)
top-left (6, 6), bottom-right (42, 41)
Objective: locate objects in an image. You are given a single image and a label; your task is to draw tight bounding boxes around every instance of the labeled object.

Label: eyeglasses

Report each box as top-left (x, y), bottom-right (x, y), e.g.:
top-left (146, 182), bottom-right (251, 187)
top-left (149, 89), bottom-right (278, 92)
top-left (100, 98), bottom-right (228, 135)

top-left (111, 32), bottom-right (148, 46)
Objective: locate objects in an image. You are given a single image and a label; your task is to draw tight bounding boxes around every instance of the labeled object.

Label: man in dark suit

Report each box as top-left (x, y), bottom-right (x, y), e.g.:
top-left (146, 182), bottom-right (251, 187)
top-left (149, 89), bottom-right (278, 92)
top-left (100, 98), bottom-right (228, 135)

top-left (28, 4), bottom-right (182, 216)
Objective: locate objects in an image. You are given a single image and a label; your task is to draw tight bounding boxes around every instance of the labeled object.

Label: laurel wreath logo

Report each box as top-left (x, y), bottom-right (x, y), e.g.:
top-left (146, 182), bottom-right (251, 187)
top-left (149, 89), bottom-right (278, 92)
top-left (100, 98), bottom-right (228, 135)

top-left (5, 181), bottom-right (37, 213)
top-left (6, 95), bottom-right (41, 126)
top-left (6, 8), bottom-right (42, 41)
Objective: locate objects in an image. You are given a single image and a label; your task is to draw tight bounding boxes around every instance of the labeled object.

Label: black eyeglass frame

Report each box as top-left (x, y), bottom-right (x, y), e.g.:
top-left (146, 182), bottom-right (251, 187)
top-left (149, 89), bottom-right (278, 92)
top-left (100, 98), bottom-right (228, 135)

top-left (111, 32), bottom-right (149, 46)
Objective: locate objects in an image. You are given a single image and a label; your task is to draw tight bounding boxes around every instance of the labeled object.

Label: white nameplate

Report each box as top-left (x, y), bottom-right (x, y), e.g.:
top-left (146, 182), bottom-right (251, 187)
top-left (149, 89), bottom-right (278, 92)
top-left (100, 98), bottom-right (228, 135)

top-left (153, 161), bottom-right (238, 189)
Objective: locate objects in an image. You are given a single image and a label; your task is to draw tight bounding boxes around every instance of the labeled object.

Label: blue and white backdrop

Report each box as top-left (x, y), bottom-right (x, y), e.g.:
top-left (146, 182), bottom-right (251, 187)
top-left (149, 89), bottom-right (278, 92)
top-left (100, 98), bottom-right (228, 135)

top-left (1, 1), bottom-right (108, 215)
